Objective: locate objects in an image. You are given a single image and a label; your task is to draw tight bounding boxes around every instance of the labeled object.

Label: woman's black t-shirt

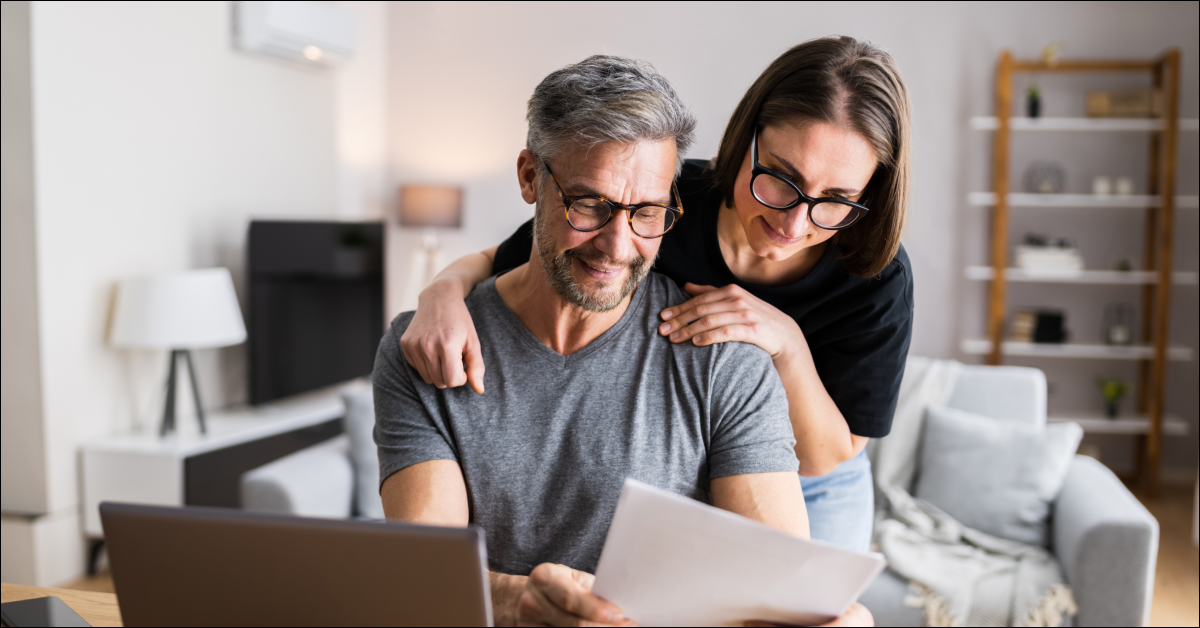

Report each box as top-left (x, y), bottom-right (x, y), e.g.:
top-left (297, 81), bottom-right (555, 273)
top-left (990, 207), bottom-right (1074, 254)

top-left (493, 159), bottom-right (913, 438)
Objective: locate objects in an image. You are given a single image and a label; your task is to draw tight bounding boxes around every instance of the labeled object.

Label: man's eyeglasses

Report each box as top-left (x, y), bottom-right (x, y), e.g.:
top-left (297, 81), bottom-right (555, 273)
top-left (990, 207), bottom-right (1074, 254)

top-left (750, 127), bottom-right (870, 230)
top-left (542, 162), bottom-right (684, 239)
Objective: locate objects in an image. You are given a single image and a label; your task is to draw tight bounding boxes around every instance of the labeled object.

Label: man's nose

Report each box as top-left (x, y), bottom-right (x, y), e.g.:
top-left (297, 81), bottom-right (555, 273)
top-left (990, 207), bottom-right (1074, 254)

top-left (592, 210), bottom-right (638, 262)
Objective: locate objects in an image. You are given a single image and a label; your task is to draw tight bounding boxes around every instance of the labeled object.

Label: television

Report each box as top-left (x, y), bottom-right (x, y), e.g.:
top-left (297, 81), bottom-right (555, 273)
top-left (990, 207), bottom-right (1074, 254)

top-left (247, 220), bottom-right (385, 405)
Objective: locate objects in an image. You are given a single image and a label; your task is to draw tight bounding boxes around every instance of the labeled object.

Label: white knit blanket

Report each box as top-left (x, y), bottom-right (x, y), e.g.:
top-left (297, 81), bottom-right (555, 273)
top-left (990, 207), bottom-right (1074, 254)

top-left (869, 358), bottom-right (1077, 627)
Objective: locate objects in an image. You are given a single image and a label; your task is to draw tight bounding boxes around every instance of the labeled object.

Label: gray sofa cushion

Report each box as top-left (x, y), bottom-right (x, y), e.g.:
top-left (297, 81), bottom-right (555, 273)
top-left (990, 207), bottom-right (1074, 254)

top-left (915, 406), bottom-right (1082, 547)
top-left (342, 383), bottom-right (384, 520)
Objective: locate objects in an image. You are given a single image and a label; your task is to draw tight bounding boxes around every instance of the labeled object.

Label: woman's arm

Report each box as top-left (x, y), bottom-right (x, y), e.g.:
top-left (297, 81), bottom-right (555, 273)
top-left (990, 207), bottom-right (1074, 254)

top-left (399, 246), bottom-right (497, 393)
top-left (658, 284), bottom-right (866, 477)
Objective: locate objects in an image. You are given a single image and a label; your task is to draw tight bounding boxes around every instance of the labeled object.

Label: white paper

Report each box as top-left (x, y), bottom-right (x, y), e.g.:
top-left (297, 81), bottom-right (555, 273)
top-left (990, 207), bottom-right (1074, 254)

top-left (593, 479), bottom-right (886, 627)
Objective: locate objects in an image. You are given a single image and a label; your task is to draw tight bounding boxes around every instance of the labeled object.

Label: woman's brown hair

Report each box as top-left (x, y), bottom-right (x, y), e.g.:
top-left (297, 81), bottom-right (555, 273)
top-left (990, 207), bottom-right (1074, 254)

top-left (711, 36), bottom-right (911, 278)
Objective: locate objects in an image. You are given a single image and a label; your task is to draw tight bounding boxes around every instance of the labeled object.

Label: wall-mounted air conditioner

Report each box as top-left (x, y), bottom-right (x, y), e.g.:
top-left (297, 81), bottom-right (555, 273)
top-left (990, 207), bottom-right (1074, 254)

top-left (234, 1), bottom-right (360, 69)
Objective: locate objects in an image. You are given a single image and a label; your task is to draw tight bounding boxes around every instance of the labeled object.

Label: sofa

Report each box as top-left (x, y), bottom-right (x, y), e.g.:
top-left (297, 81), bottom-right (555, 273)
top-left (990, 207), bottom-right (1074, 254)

top-left (241, 365), bottom-right (1159, 626)
top-left (859, 365), bottom-right (1159, 627)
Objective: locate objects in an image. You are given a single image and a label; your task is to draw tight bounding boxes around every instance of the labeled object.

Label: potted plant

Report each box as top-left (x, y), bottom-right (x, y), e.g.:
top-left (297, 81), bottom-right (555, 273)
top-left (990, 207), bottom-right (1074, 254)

top-left (1095, 378), bottom-right (1129, 419)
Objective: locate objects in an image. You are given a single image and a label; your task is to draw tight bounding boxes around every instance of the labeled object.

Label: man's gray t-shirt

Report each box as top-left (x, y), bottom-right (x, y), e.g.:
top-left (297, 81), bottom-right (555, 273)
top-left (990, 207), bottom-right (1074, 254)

top-left (373, 272), bottom-right (798, 576)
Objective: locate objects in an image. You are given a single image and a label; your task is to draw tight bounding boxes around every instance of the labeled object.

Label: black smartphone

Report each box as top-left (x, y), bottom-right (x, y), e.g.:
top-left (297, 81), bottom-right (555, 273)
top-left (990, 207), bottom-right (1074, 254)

top-left (0, 597), bottom-right (90, 627)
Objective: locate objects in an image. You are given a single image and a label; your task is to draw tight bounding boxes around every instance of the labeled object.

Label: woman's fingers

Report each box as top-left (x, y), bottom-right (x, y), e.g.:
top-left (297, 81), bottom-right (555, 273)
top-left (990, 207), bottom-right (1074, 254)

top-left (657, 284), bottom-right (748, 326)
top-left (660, 284), bottom-right (734, 322)
top-left (668, 311), bottom-right (753, 343)
top-left (401, 339), bottom-right (436, 385)
top-left (691, 323), bottom-right (753, 347)
top-left (682, 282), bottom-right (719, 297)
top-left (463, 337), bottom-right (487, 394)
top-left (660, 293), bottom-right (757, 337)
top-left (438, 343), bottom-right (466, 389)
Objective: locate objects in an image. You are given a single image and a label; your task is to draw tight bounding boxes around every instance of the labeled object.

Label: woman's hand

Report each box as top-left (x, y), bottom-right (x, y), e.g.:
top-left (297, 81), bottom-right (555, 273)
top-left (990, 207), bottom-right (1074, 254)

top-left (400, 279), bottom-right (487, 393)
top-left (658, 283), bottom-right (803, 362)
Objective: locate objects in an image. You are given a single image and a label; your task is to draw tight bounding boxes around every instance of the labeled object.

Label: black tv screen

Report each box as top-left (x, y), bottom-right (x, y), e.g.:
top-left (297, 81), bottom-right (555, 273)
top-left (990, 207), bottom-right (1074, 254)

top-left (247, 220), bottom-right (385, 405)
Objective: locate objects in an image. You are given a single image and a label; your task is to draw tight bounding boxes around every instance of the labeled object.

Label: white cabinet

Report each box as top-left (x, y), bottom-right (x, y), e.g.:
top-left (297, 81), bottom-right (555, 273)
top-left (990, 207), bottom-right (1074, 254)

top-left (80, 390), bottom-right (345, 539)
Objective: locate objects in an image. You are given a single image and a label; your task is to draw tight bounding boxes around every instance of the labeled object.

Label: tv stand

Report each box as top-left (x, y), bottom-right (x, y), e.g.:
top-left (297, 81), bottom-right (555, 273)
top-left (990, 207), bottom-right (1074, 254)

top-left (79, 387), bottom-right (347, 572)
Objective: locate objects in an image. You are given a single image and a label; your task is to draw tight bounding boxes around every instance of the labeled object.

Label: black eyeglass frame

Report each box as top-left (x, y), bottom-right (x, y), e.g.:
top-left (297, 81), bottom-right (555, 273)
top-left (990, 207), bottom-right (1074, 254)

top-left (541, 161), bottom-right (684, 239)
top-left (750, 126), bottom-right (871, 230)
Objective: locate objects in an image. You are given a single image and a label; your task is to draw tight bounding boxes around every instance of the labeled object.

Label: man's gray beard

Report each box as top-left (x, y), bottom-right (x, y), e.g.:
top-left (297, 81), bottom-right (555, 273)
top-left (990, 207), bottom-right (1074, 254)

top-left (533, 200), bottom-right (654, 313)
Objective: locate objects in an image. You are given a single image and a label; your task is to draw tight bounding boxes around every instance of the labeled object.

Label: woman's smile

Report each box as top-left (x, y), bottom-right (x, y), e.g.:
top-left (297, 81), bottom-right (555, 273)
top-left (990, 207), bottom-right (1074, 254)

top-left (758, 216), bottom-right (806, 245)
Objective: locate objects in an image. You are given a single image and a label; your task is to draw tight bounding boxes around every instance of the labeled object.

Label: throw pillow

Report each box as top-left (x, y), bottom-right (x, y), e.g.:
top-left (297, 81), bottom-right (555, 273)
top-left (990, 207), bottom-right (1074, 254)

top-left (915, 406), bottom-right (1082, 547)
top-left (342, 383), bottom-right (385, 520)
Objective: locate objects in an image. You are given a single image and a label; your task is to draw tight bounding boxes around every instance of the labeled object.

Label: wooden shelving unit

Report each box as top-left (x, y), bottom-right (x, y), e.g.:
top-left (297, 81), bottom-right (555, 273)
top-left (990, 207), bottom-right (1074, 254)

top-left (1048, 414), bottom-right (1189, 437)
top-left (973, 50), bottom-right (1195, 494)
top-left (969, 116), bottom-right (1200, 132)
top-left (961, 339), bottom-right (1193, 362)
top-left (964, 267), bottom-right (1198, 285)
top-left (967, 192), bottom-right (1200, 208)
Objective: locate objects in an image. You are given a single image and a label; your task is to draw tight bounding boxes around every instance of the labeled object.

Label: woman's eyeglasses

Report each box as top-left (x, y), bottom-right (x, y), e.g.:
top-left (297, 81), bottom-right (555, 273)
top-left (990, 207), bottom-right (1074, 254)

top-left (542, 162), bottom-right (684, 239)
top-left (750, 127), bottom-right (870, 230)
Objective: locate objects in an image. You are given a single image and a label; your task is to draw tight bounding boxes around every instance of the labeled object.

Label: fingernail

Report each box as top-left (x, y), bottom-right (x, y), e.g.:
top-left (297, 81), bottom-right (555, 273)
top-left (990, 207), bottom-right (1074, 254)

top-left (669, 332), bottom-right (680, 340)
top-left (661, 310), bottom-right (673, 320)
top-left (659, 323), bottom-right (670, 334)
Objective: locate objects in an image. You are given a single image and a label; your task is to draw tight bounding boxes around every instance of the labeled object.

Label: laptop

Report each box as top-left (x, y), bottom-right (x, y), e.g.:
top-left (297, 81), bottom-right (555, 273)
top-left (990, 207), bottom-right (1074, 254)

top-left (99, 502), bottom-right (492, 627)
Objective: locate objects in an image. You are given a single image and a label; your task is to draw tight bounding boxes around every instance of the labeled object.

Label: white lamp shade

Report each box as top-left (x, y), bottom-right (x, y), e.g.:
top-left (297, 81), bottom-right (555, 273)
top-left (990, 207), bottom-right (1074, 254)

top-left (110, 268), bottom-right (247, 349)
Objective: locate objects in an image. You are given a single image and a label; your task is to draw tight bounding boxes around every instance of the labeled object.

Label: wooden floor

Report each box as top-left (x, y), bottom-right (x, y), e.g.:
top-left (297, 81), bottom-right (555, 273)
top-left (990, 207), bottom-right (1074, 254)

top-left (1135, 482), bottom-right (1200, 628)
top-left (62, 483), bottom-right (1200, 627)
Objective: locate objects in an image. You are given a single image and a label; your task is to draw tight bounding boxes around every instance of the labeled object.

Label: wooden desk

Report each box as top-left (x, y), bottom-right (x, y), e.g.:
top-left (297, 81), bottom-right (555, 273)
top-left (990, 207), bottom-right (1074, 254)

top-left (1, 584), bottom-right (122, 627)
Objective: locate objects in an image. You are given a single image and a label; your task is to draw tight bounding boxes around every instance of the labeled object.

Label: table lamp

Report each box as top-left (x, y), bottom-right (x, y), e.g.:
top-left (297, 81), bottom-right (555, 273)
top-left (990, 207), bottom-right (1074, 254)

top-left (399, 185), bottom-right (462, 286)
top-left (110, 268), bottom-right (247, 437)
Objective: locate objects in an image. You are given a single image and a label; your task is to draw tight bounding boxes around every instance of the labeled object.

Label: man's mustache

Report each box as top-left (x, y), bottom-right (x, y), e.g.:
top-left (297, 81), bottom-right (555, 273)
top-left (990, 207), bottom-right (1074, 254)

top-left (561, 246), bottom-right (646, 270)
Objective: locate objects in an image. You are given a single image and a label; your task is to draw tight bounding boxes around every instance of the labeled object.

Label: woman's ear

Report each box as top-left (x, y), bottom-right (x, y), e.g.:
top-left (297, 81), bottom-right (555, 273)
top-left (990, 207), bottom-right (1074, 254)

top-left (516, 149), bottom-right (540, 205)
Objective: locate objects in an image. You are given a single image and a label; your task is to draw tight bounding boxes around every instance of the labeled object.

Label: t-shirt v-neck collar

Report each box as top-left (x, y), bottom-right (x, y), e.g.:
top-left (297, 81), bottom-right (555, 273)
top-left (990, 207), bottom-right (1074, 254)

top-left (481, 277), bottom-right (648, 369)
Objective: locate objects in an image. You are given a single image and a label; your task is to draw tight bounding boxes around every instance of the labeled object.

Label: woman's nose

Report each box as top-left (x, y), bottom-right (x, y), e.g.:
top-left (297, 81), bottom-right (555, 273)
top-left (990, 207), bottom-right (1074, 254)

top-left (777, 205), bottom-right (812, 238)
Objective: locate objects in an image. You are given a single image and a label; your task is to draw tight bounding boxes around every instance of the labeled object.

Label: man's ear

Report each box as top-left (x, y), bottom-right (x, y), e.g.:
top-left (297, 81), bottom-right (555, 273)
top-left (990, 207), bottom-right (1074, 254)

top-left (517, 149), bottom-right (540, 205)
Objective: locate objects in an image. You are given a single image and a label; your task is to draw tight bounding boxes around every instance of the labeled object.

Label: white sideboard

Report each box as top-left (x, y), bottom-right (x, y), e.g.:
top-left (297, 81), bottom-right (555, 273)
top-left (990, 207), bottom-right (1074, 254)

top-left (80, 388), bottom-right (347, 542)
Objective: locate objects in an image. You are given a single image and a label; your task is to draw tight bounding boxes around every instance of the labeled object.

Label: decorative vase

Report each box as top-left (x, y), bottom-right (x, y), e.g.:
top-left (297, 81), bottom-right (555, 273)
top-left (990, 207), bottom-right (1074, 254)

top-left (1027, 90), bottom-right (1041, 118)
top-left (1106, 401), bottom-right (1119, 419)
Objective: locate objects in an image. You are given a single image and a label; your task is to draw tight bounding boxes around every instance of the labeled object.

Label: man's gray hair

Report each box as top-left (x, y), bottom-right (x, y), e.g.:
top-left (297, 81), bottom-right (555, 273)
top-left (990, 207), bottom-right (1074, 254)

top-left (527, 55), bottom-right (696, 173)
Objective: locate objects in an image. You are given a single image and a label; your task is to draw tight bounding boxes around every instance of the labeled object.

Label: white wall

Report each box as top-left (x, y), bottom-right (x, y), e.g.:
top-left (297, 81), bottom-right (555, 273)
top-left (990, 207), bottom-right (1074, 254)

top-left (385, 1), bottom-right (1199, 473)
top-left (336, 1), bottom-right (389, 223)
top-left (0, 0), bottom-right (340, 584)
top-left (1, 0), bottom-right (49, 516)
top-left (30, 0), bottom-right (338, 514)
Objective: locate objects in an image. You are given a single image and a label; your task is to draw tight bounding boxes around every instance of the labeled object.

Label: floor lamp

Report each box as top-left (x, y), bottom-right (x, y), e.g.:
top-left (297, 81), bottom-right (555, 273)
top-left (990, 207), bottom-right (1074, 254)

top-left (110, 268), bottom-right (247, 437)
top-left (399, 184), bottom-right (463, 288)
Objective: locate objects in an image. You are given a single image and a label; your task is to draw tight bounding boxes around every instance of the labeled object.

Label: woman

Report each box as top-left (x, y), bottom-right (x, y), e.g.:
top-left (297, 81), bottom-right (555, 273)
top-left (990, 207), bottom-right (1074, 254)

top-left (402, 36), bottom-right (912, 552)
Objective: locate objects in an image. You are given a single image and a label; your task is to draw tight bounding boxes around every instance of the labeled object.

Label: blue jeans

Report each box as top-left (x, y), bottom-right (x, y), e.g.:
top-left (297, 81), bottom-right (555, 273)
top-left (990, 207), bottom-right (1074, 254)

top-left (801, 448), bottom-right (874, 552)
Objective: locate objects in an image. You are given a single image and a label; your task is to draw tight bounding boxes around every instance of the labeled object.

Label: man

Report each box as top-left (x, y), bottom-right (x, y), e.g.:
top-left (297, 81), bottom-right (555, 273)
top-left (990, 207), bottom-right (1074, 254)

top-left (374, 56), bottom-right (810, 627)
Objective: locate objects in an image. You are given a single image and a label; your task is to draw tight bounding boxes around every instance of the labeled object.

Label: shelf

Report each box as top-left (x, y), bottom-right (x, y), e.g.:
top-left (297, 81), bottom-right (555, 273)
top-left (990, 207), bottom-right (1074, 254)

top-left (83, 387), bottom-right (347, 457)
top-left (970, 117), bottom-right (1200, 131)
top-left (1049, 414), bottom-right (1190, 436)
top-left (966, 192), bottom-right (1200, 208)
top-left (961, 339), bottom-right (1193, 361)
top-left (964, 266), bottom-right (1198, 285)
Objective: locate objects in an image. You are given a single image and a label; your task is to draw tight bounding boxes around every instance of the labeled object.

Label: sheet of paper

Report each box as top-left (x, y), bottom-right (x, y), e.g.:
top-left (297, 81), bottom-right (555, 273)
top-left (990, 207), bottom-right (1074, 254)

top-left (593, 479), bottom-right (886, 627)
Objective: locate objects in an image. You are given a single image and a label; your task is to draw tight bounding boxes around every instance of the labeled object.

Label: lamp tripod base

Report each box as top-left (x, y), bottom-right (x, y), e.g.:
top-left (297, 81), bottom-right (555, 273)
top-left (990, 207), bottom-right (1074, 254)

top-left (161, 349), bottom-right (208, 437)
top-left (422, 227), bottom-right (440, 287)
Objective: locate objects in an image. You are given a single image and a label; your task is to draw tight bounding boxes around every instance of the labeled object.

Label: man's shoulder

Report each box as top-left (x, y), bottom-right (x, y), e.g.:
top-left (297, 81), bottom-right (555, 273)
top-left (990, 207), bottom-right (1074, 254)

top-left (636, 273), bottom-right (775, 370)
top-left (633, 272), bottom-right (697, 328)
top-left (387, 310), bottom-right (416, 336)
top-left (637, 271), bottom-right (689, 308)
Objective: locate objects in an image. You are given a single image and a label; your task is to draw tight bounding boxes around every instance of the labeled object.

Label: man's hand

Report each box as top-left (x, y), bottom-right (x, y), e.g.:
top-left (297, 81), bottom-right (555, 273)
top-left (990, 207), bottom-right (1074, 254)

top-left (511, 563), bottom-right (634, 627)
top-left (743, 603), bottom-right (875, 627)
